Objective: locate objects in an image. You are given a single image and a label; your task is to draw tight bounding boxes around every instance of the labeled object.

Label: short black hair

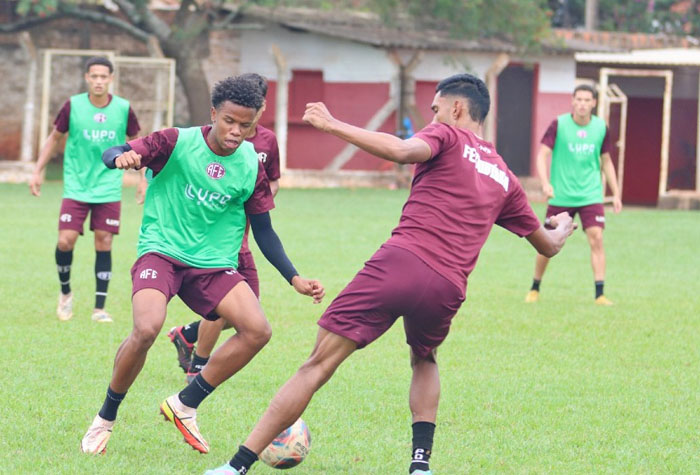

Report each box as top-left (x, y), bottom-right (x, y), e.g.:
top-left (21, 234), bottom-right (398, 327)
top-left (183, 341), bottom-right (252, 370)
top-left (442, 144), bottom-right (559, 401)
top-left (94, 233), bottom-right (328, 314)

top-left (239, 73), bottom-right (268, 98)
top-left (211, 76), bottom-right (264, 111)
top-left (574, 84), bottom-right (597, 99)
top-left (85, 56), bottom-right (114, 74)
top-left (436, 73), bottom-right (490, 124)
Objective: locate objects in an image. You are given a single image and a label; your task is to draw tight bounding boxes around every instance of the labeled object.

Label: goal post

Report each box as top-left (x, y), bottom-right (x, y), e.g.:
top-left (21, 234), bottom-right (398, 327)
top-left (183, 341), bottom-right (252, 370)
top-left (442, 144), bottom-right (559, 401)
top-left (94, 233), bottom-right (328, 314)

top-left (37, 48), bottom-right (176, 152)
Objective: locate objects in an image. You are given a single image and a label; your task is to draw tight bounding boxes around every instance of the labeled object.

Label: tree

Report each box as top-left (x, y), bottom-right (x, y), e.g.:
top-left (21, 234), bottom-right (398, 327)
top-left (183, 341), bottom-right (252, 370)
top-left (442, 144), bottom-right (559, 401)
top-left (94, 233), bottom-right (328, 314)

top-left (2, 0), bottom-right (554, 123)
top-left (257, 0), bottom-right (553, 51)
top-left (3, 0), bottom-right (247, 124)
top-left (548, 0), bottom-right (700, 35)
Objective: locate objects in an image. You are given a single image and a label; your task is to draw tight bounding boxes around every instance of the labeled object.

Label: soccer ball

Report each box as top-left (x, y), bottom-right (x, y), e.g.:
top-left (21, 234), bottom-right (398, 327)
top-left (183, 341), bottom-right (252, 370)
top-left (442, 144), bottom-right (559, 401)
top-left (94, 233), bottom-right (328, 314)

top-left (260, 418), bottom-right (311, 469)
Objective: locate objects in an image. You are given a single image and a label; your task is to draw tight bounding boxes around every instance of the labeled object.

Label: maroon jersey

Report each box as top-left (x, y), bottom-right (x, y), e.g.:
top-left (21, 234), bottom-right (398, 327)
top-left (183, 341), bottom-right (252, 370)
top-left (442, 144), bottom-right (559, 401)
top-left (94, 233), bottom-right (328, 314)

top-left (240, 124), bottom-right (282, 254)
top-left (385, 123), bottom-right (540, 297)
top-left (247, 124), bottom-right (281, 181)
top-left (54, 95), bottom-right (141, 137)
top-left (128, 126), bottom-right (273, 216)
top-left (541, 116), bottom-right (612, 154)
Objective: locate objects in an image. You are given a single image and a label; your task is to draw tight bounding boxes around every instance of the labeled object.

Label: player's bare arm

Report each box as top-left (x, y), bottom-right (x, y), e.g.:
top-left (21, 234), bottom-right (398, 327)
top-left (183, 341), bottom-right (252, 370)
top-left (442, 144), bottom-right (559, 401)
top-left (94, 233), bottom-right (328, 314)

top-left (269, 179), bottom-right (280, 197)
top-left (29, 127), bottom-right (66, 196)
top-left (303, 102), bottom-right (432, 164)
top-left (601, 152), bottom-right (622, 213)
top-left (535, 144), bottom-right (554, 199)
top-left (526, 211), bottom-right (576, 257)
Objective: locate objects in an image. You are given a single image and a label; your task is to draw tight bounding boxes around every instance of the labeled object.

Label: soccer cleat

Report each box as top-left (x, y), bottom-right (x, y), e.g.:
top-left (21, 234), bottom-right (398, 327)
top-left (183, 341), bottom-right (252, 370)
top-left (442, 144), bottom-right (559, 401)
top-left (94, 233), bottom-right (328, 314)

top-left (524, 289), bottom-right (540, 303)
top-left (92, 310), bottom-right (113, 323)
top-left (595, 295), bottom-right (614, 306)
top-left (160, 394), bottom-right (209, 454)
top-left (80, 414), bottom-right (114, 454)
top-left (204, 463), bottom-right (241, 475)
top-left (168, 326), bottom-right (195, 373)
top-left (410, 471), bottom-right (433, 475)
top-left (57, 292), bottom-right (73, 321)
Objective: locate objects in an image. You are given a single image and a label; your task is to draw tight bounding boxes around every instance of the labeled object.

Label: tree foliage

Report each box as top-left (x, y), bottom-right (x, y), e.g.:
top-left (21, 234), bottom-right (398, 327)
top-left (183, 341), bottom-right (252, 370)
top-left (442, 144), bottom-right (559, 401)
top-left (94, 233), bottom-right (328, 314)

top-left (3, 0), bottom-right (556, 123)
top-left (255, 0), bottom-right (553, 50)
top-left (549, 0), bottom-right (700, 35)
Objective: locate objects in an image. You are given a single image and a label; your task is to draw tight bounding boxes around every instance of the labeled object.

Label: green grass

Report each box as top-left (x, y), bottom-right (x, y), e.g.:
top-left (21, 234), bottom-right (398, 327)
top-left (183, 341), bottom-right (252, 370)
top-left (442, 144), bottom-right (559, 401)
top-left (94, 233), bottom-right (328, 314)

top-left (1, 182), bottom-right (698, 474)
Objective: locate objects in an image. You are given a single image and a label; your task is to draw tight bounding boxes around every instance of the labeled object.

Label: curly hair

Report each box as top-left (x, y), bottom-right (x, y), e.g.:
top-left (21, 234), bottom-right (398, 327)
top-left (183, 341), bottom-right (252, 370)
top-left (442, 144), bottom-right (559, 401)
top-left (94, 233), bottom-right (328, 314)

top-left (211, 76), bottom-right (264, 111)
top-left (238, 73), bottom-right (268, 98)
top-left (436, 74), bottom-right (490, 124)
top-left (85, 56), bottom-right (114, 74)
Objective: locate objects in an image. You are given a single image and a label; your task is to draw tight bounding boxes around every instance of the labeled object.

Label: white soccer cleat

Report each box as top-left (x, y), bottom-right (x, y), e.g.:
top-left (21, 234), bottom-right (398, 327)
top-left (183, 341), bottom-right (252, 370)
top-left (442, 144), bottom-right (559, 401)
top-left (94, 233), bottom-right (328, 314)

top-left (57, 292), bottom-right (73, 321)
top-left (91, 310), bottom-right (113, 323)
top-left (160, 394), bottom-right (210, 453)
top-left (204, 464), bottom-right (241, 475)
top-left (80, 414), bottom-right (114, 454)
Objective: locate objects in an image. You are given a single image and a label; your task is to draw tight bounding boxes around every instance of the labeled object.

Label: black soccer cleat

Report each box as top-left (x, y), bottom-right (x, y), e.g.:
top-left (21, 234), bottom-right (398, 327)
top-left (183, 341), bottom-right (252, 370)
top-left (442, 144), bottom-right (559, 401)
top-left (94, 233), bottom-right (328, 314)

top-left (167, 326), bottom-right (194, 373)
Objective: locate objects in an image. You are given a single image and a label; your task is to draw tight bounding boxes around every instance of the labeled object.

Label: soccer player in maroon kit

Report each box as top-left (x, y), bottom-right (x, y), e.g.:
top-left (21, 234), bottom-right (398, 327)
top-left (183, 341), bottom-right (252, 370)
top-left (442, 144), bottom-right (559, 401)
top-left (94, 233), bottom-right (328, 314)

top-left (206, 74), bottom-right (576, 475)
top-left (166, 74), bottom-right (283, 382)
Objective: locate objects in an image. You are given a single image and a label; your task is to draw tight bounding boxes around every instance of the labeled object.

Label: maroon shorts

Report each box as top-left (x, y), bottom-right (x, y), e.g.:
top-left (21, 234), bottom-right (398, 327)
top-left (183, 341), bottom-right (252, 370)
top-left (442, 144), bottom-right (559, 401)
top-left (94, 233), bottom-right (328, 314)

top-left (237, 250), bottom-right (259, 298)
top-left (318, 244), bottom-right (465, 359)
top-left (546, 203), bottom-right (605, 231)
top-left (58, 198), bottom-right (121, 235)
top-left (131, 252), bottom-right (246, 320)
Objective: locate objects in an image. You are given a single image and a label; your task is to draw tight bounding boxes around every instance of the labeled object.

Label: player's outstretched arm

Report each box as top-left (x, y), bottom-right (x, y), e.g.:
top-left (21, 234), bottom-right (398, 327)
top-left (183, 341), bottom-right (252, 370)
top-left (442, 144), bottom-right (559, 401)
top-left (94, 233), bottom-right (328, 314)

top-left (526, 212), bottom-right (576, 257)
top-left (535, 144), bottom-right (554, 199)
top-left (249, 212), bottom-right (325, 304)
top-left (29, 127), bottom-right (66, 197)
top-left (303, 102), bottom-right (431, 164)
top-left (601, 152), bottom-right (622, 213)
top-left (102, 143), bottom-right (142, 170)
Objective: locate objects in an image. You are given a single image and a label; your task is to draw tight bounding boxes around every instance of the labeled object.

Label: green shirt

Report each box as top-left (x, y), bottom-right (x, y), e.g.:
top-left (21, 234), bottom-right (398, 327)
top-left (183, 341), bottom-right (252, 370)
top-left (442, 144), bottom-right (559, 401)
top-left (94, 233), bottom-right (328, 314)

top-left (63, 93), bottom-right (130, 203)
top-left (137, 127), bottom-right (260, 268)
top-left (549, 113), bottom-right (607, 207)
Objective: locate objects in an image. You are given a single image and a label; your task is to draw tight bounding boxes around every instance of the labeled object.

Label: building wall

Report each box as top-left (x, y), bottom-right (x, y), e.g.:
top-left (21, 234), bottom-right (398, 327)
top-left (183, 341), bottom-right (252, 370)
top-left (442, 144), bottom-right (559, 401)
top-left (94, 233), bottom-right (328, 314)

top-left (240, 26), bottom-right (580, 176)
top-left (239, 27), bottom-right (511, 172)
top-left (528, 55), bottom-right (576, 175)
top-left (0, 21), bottom-right (580, 181)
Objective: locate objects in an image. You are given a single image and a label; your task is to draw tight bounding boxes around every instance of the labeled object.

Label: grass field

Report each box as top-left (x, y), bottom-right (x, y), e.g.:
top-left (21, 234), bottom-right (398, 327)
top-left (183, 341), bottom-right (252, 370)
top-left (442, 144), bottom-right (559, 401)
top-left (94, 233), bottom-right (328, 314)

top-left (1, 181), bottom-right (698, 474)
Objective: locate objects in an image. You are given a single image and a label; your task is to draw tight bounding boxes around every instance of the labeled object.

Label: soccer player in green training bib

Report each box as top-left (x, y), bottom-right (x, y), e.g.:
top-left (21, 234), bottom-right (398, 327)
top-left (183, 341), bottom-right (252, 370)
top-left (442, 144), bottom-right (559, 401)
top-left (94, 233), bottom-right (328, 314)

top-left (167, 73), bottom-right (285, 384)
top-left (79, 76), bottom-right (324, 455)
top-left (524, 84), bottom-right (622, 305)
top-left (29, 56), bottom-right (141, 323)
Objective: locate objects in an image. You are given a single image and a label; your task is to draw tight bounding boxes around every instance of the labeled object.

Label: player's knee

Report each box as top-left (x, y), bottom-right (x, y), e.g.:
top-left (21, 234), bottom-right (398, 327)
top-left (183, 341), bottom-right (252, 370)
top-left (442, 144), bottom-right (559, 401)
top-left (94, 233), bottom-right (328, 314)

top-left (588, 234), bottom-right (604, 251)
top-left (245, 320), bottom-right (272, 349)
top-left (57, 235), bottom-right (76, 251)
top-left (410, 348), bottom-right (437, 367)
top-left (131, 323), bottom-right (160, 348)
top-left (298, 352), bottom-right (338, 387)
top-left (95, 233), bottom-right (113, 250)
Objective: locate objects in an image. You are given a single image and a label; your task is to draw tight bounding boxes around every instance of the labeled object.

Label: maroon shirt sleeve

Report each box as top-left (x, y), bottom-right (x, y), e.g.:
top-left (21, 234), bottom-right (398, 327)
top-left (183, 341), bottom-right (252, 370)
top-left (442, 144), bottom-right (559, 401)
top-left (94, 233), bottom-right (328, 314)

top-left (495, 172), bottom-right (541, 237)
top-left (126, 106), bottom-right (141, 137)
top-left (127, 128), bottom-right (179, 177)
top-left (54, 100), bottom-right (72, 133)
top-left (540, 119), bottom-right (557, 149)
top-left (245, 160), bottom-right (275, 215)
top-left (413, 123), bottom-right (456, 159)
top-left (264, 133), bottom-right (281, 181)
